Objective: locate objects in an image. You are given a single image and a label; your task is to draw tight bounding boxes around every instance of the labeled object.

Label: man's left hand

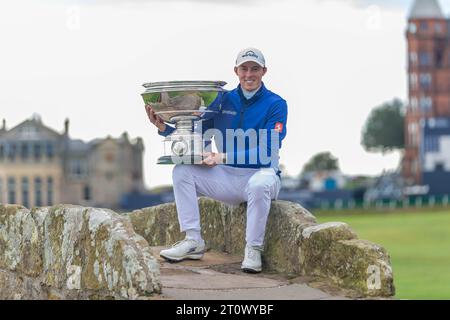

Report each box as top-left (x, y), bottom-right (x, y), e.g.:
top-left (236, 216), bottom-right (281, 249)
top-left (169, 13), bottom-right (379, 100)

top-left (202, 152), bottom-right (225, 167)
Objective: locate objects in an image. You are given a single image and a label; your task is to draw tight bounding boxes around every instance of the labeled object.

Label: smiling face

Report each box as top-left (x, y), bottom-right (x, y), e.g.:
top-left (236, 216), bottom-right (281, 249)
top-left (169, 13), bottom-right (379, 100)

top-left (234, 61), bottom-right (267, 92)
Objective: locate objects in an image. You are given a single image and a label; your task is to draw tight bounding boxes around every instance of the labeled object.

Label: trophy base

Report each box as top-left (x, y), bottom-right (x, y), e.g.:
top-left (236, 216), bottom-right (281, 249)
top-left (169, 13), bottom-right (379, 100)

top-left (157, 155), bottom-right (203, 165)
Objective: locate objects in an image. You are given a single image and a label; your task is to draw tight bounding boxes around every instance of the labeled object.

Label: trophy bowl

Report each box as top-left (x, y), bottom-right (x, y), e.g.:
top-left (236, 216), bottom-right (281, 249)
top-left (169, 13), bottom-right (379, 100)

top-left (141, 80), bottom-right (227, 122)
top-left (141, 80), bottom-right (227, 164)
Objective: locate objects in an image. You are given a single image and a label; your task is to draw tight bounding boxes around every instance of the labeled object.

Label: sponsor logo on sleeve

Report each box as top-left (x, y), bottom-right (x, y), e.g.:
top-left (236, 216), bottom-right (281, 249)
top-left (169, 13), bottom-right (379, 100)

top-left (274, 122), bottom-right (283, 133)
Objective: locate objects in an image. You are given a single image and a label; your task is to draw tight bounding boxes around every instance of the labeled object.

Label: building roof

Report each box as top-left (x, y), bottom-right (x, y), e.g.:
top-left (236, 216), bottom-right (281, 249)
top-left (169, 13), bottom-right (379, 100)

top-left (68, 139), bottom-right (89, 152)
top-left (409, 0), bottom-right (445, 19)
top-left (0, 117), bottom-right (62, 141)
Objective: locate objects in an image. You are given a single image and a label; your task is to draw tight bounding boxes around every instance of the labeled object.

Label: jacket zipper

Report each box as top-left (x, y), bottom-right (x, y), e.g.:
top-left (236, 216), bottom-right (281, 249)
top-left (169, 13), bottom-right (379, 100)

top-left (238, 106), bottom-right (245, 129)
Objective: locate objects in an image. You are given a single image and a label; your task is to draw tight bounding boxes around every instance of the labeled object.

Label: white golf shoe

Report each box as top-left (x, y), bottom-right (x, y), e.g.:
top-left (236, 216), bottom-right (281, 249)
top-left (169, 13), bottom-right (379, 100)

top-left (159, 238), bottom-right (205, 262)
top-left (241, 245), bottom-right (263, 273)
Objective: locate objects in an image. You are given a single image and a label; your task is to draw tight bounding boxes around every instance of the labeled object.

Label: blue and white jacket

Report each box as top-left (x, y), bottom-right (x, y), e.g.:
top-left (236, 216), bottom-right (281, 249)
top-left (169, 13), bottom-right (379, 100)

top-left (158, 83), bottom-right (288, 175)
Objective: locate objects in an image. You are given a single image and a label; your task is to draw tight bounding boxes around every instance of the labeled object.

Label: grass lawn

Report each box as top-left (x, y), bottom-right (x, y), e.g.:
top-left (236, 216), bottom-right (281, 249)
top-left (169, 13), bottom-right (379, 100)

top-left (314, 208), bottom-right (450, 300)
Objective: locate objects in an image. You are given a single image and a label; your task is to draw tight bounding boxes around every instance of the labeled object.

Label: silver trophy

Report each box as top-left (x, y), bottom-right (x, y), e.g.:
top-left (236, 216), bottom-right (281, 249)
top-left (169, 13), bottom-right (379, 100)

top-left (141, 80), bottom-right (227, 164)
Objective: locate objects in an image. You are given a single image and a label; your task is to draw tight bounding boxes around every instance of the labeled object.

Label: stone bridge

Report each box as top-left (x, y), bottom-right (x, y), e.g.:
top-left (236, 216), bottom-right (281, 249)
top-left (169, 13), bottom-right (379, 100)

top-left (0, 199), bottom-right (394, 299)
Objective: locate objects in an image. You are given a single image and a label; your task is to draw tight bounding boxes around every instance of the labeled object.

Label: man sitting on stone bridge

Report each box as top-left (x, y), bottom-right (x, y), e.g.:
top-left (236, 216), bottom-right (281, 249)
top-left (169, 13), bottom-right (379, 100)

top-left (145, 48), bottom-right (288, 273)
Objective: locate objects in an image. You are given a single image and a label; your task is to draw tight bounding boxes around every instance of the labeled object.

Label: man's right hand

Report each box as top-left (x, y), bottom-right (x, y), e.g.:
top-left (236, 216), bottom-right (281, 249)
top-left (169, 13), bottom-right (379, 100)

top-left (145, 104), bottom-right (166, 132)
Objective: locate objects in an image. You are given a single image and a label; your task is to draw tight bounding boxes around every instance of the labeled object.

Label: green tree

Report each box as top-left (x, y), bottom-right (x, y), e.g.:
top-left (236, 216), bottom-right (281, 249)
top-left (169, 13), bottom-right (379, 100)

top-left (302, 152), bottom-right (339, 174)
top-left (361, 99), bottom-right (405, 153)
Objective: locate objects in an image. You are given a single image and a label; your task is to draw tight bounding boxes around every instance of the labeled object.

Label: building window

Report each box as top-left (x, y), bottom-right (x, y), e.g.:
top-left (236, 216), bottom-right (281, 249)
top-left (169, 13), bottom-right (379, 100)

top-left (47, 177), bottom-right (53, 206)
top-left (8, 177), bottom-right (16, 204)
top-left (22, 177), bottom-right (29, 208)
top-left (33, 143), bottom-right (42, 161)
top-left (419, 52), bottom-right (431, 66)
top-left (7, 143), bottom-right (17, 160)
top-left (409, 122), bottom-right (418, 147)
top-left (34, 177), bottom-right (42, 207)
top-left (420, 96), bottom-right (432, 112)
top-left (408, 23), bottom-right (417, 34)
top-left (436, 50), bottom-right (444, 67)
top-left (419, 73), bottom-right (432, 90)
top-left (409, 52), bottom-right (418, 66)
top-left (420, 22), bottom-right (428, 31)
top-left (83, 185), bottom-right (91, 201)
top-left (435, 23), bottom-right (443, 33)
top-left (21, 126), bottom-right (37, 137)
top-left (70, 159), bottom-right (86, 178)
top-left (411, 160), bottom-right (418, 175)
top-left (20, 142), bottom-right (30, 160)
top-left (0, 144), bottom-right (4, 159)
top-left (410, 73), bottom-right (418, 89)
top-left (46, 142), bottom-right (54, 159)
top-left (410, 97), bottom-right (419, 112)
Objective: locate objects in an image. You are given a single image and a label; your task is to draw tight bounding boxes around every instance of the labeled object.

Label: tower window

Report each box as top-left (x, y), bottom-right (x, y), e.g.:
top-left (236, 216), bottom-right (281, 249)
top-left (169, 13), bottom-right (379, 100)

top-left (410, 97), bottom-right (418, 112)
top-left (420, 96), bottom-right (432, 112)
top-left (436, 50), bottom-right (444, 67)
top-left (409, 52), bottom-right (418, 65)
top-left (408, 122), bottom-right (418, 147)
top-left (420, 22), bottom-right (428, 31)
top-left (411, 160), bottom-right (419, 175)
top-left (419, 73), bottom-right (432, 90)
top-left (419, 52), bottom-right (431, 66)
top-left (410, 73), bottom-right (418, 89)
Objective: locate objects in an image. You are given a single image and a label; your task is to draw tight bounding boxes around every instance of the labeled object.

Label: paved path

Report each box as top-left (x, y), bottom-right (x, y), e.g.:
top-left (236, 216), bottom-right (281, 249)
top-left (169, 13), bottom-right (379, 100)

top-left (151, 247), bottom-right (351, 300)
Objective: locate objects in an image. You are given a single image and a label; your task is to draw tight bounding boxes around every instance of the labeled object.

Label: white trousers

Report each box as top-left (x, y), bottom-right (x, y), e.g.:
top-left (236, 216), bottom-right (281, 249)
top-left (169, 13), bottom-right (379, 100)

top-left (172, 164), bottom-right (281, 247)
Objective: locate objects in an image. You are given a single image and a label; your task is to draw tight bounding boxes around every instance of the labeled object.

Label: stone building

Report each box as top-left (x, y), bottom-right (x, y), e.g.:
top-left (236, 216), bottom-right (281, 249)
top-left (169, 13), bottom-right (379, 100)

top-left (404, 0), bottom-right (450, 194)
top-left (0, 115), bottom-right (145, 209)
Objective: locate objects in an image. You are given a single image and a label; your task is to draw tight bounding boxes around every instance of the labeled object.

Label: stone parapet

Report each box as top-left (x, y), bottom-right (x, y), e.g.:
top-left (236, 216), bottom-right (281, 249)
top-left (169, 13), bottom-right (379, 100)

top-left (126, 198), bottom-right (395, 297)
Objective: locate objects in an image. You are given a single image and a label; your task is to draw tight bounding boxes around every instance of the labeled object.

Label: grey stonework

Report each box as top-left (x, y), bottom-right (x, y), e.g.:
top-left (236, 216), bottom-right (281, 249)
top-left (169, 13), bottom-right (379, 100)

top-left (0, 204), bottom-right (161, 300)
top-left (125, 198), bottom-right (395, 297)
top-left (0, 199), bottom-right (394, 299)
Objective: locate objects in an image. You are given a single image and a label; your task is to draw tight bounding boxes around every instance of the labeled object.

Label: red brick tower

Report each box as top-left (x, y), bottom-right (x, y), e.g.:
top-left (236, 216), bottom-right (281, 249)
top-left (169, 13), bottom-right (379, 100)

top-left (404, 0), bottom-right (450, 185)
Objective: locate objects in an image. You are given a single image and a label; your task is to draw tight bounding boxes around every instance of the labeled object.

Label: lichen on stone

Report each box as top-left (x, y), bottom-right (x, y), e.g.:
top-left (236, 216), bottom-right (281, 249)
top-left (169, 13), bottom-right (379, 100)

top-left (0, 204), bottom-right (161, 300)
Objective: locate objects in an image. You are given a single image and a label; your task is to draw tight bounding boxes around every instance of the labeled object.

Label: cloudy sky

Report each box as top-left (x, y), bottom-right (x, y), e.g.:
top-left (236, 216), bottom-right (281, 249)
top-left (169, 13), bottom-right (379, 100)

top-left (1, 0), bottom-right (450, 188)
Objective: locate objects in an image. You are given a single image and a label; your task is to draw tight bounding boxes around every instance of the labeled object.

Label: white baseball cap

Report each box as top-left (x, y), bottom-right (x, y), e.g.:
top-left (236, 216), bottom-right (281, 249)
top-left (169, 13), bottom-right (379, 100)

top-left (235, 48), bottom-right (266, 68)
